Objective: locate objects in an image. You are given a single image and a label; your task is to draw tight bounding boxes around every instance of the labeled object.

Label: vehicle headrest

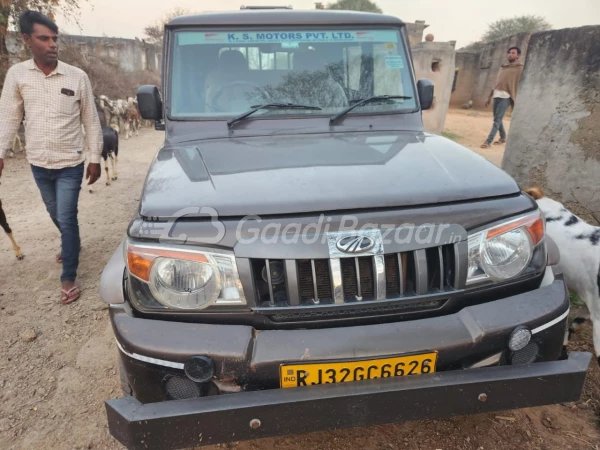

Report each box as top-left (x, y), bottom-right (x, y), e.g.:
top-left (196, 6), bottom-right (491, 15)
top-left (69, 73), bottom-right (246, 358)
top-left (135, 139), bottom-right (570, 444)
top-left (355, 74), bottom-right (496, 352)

top-left (219, 50), bottom-right (249, 72)
top-left (293, 51), bottom-right (328, 73)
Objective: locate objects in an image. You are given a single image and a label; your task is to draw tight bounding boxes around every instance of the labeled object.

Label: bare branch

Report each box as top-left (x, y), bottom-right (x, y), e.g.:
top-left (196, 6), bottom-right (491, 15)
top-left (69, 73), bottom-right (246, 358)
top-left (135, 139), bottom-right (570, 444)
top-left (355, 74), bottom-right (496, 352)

top-left (143, 7), bottom-right (193, 46)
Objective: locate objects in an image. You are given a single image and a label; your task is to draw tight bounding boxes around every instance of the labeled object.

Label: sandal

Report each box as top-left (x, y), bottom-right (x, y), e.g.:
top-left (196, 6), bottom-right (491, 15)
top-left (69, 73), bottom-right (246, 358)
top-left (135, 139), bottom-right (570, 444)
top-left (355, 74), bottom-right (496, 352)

top-left (480, 142), bottom-right (491, 148)
top-left (60, 284), bottom-right (81, 305)
top-left (493, 139), bottom-right (506, 145)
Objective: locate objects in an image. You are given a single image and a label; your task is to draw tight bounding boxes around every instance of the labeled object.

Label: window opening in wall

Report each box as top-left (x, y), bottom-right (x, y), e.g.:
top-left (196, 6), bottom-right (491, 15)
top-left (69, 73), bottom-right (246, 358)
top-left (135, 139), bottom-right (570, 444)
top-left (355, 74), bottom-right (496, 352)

top-left (452, 68), bottom-right (458, 92)
top-left (431, 59), bottom-right (441, 72)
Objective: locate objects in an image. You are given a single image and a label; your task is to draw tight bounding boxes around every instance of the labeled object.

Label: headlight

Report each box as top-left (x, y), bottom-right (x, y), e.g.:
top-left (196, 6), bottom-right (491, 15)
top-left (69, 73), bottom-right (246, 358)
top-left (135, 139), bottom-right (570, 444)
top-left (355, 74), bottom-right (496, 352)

top-left (126, 241), bottom-right (246, 310)
top-left (467, 210), bottom-right (544, 286)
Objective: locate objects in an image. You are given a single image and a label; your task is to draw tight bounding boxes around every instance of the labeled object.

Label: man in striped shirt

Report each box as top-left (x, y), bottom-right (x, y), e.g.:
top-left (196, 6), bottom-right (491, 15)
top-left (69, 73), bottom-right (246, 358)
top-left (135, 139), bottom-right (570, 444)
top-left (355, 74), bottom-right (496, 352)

top-left (0, 10), bottom-right (103, 304)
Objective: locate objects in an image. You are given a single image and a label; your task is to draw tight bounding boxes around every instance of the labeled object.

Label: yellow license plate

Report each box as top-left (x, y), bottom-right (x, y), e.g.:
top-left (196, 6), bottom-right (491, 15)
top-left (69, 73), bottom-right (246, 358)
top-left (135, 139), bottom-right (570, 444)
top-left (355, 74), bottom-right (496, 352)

top-left (279, 351), bottom-right (438, 388)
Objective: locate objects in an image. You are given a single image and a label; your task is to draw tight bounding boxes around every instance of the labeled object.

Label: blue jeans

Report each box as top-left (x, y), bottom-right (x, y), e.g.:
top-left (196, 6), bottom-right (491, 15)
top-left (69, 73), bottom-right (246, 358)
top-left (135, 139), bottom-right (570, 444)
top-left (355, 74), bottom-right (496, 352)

top-left (486, 97), bottom-right (512, 144)
top-left (30, 163), bottom-right (84, 282)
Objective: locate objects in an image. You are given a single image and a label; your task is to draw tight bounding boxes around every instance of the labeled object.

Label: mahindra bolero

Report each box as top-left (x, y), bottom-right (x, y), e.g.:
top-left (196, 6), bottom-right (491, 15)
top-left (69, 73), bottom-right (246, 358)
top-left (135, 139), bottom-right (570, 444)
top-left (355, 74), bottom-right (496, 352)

top-left (99, 9), bottom-right (591, 450)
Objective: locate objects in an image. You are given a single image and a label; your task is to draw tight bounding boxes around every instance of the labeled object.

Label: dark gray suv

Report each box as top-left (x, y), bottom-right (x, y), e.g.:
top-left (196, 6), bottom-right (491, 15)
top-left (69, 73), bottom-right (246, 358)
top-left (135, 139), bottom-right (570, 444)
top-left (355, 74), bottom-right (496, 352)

top-left (100, 8), bottom-right (592, 450)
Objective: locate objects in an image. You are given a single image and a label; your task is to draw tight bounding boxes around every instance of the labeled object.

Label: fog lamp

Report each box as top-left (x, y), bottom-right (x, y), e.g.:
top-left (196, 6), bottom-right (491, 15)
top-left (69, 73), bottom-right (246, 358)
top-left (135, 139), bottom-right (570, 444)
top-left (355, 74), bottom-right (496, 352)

top-left (508, 326), bottom-right (532, 352)
top-left (510, 341), bottom-right (539, 365)
top-left (184, 356), bottom-right (215, 383)
top-left (165, 375), bottom-right (201, 400)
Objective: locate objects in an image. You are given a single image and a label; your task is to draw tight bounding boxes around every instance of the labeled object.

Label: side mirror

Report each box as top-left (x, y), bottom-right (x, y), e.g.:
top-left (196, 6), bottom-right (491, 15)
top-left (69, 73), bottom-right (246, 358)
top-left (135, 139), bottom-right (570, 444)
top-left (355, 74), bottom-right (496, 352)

top-left (417, 79), bottom-right (434, 110)
top-left (136, 85), bottom-right (165, 130)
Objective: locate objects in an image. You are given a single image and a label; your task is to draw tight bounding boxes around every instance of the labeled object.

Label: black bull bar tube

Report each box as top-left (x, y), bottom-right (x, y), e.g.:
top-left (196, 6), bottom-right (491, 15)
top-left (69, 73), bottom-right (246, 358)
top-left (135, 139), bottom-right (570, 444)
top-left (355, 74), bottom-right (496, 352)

top-left (105, 351), bottom-right (591, 450)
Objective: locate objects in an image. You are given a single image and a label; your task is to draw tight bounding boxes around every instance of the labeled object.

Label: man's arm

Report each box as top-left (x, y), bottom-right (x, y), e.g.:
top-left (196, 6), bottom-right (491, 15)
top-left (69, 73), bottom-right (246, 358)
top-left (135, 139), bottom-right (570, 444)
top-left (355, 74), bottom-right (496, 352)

top-left (485, 89), bottom-right (494, 108)
top-left (79, 72), bottom-right (102, 185)
top-left (79, 72), bottom-right (102, 164)
top-left (486, 68), bottom-right (503, 108)
top-left (0, 66), bottom-right (25, 176)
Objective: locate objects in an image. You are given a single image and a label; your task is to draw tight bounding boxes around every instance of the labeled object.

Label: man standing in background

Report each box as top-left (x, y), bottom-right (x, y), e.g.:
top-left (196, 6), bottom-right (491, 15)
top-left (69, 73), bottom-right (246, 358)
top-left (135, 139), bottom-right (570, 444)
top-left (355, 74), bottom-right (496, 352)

top-left (0, 10), bottom-right (103, 304)
top-left (481, 46), bottom-right (524, 148)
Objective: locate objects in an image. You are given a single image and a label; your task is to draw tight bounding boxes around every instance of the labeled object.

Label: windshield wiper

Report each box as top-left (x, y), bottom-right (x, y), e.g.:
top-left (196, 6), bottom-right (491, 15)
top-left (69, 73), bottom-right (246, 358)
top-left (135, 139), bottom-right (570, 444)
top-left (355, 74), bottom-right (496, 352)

top-left (329, 95), bottom-right (413, 125)
top-left (227, 103), bottom-right (322, 128)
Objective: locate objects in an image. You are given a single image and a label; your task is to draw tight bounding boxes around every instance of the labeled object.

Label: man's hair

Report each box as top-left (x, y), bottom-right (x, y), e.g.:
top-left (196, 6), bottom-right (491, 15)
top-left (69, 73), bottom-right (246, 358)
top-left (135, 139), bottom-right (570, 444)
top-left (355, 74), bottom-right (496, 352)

top-left (508, 46), bottom-right (521, 55)
top-left (18, 10), bottom-right (59, 36)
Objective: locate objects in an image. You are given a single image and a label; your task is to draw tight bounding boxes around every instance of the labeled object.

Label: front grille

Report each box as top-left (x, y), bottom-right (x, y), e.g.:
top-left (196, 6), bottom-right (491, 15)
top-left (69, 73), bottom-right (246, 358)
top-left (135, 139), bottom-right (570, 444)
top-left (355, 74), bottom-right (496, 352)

top-left (249, 244), bottom-right (459, 310)
top-left (268, 299), bottom-right (446, 322)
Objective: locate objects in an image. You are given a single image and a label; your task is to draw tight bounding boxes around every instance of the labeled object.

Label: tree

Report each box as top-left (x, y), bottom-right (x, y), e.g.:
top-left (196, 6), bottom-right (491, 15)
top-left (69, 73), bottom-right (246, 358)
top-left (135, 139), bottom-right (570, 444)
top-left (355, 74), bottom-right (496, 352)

top-left (482, 15), bottom-right (551, 42)
top-left (144, 7), bottom-right (192, 46)
top-left (1, 0), bottom-right (86, 49)
top-left (1, 0), bottom-right (87, 90)
top-left (326, 0), bottom-right (382, 13)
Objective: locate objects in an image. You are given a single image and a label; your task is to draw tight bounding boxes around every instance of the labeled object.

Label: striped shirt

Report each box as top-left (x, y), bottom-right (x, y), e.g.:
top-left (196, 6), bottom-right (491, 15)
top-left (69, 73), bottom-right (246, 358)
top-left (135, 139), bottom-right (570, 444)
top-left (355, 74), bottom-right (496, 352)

top-left (0, 59), bottom-right (102, 168)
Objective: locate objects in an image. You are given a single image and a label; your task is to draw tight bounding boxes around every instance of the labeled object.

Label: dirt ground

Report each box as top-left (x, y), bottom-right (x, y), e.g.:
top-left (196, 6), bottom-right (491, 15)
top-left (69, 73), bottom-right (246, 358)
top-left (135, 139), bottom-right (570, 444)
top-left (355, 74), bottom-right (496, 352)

top-left (1, 110), bottom-right (599, 450)
top-left (442, 108), bottom-right (509, 167)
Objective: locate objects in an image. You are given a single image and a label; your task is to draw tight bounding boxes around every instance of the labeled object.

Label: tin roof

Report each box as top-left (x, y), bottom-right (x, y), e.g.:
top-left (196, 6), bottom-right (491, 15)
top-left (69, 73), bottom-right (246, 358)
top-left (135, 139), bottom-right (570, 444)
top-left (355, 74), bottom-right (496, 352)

top-left (167, 10), bottom-right (404, 27)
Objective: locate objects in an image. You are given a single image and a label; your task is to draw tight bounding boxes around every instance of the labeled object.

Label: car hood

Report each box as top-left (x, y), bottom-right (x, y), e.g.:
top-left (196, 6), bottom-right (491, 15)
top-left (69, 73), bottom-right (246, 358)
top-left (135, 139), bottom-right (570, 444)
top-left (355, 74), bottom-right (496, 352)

top-left (139, 131), bottom-right (520, 219)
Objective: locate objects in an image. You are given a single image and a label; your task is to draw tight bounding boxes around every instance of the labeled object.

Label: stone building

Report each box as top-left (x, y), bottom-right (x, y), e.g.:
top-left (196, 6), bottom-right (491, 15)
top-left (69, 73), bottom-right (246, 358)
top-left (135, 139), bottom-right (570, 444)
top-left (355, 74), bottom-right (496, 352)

top-left (412, 39), bottom-right (457, 134)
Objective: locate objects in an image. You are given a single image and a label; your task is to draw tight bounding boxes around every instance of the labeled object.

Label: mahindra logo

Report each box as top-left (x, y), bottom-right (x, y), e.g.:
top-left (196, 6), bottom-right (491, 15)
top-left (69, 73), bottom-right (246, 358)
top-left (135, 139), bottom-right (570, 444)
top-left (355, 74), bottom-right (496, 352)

top-left (336, 235), bottom-right (375, 254)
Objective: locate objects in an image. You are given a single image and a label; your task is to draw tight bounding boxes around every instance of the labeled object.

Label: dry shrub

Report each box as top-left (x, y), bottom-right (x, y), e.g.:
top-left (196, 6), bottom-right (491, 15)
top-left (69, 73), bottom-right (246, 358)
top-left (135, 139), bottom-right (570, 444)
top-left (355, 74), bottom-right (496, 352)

top-left (58, 42), bottom-right (160, 99)
top-left (0, 54), bottom-right (9, 92)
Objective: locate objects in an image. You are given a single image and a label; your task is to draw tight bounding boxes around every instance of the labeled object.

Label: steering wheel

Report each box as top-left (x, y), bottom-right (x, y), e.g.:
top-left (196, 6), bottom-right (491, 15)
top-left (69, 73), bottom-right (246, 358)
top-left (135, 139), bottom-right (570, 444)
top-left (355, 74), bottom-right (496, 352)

top-left (207, 81), bottom-right (271, 113)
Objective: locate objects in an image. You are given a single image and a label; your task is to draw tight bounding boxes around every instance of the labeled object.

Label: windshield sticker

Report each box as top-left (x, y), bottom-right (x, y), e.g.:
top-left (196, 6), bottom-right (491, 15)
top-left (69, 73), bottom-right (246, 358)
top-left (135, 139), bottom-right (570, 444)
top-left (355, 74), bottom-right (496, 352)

top-left (178, 30), bottom-right (400, 46)
top-left (385, 55), bottom-right (404, 69)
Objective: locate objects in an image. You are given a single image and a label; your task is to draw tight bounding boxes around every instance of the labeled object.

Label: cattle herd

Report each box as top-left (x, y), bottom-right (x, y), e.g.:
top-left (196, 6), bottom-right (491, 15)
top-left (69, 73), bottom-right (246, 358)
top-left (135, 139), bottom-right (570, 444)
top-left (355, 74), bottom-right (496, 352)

top-left (95, 95), bottom-right (151, 140)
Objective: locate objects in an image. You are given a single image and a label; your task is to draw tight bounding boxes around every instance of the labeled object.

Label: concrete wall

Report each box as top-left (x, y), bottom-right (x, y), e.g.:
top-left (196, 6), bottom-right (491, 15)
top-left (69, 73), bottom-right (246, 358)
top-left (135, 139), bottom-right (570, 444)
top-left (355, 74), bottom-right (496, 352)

top-left (450, 51), bottom-right (478, 107)
top-left (450, 33), bottom-right (531, 108)
top-left (405, 20), bottom-right (428, 47)
top-left (5, 32), bottom-right (161, 73)
top-left (501, 25), bottom-right (600, 225)
top-left (412, 41), bottom-right (456, 134)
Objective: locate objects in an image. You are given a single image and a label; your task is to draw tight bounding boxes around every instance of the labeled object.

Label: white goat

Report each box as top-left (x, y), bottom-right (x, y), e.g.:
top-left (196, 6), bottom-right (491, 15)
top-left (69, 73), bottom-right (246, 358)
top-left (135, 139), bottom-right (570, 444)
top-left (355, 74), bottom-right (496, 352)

top-left (524, 187), bottom-right (600, 366)
top-left (99, 95), bottom-right (128, 132)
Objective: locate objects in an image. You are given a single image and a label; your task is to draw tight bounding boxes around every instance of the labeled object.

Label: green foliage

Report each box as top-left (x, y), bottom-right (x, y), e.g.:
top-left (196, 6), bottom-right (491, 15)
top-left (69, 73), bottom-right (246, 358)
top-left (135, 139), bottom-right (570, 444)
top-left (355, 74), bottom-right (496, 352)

top-left (327, 0), bottom-right (382, 13)
top-left (482, 15), bottom-right (551, 42)
top-left (570, 291), bottom-right (584, 307)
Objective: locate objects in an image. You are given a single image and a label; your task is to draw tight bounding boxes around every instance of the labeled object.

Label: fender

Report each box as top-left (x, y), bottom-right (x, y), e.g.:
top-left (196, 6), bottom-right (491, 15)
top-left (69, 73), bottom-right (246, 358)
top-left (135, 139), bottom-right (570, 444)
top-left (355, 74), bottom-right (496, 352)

top-left (546, 236), bottom-right (561, 266)
top-left (100, 237), bottom-right (127, 304)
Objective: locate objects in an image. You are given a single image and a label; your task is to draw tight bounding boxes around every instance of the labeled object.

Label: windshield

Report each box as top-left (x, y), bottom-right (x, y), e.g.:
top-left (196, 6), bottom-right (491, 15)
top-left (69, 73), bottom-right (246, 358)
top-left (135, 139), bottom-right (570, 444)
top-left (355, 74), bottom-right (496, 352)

top-left (169, 28), bottom-right (418, 119)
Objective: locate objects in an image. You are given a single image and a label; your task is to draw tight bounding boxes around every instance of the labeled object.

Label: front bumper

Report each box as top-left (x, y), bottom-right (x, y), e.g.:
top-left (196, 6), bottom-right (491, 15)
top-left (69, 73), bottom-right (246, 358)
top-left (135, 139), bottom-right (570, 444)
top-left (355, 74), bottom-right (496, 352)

top-left (105, 267), bottom-right (592, 448)
top-left (110, 272), bottom-right (572, 400)
top-left (106, 351), bottom-right (592, 450)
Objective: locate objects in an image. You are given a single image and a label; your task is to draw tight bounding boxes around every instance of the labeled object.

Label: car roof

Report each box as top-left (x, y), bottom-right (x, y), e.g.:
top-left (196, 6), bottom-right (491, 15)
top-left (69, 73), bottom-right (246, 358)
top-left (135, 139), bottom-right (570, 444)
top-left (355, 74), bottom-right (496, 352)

top-left (166, 10), bottom-right (404, 27)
